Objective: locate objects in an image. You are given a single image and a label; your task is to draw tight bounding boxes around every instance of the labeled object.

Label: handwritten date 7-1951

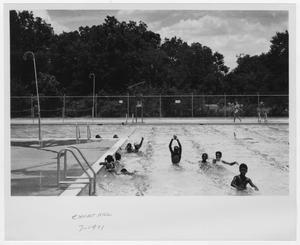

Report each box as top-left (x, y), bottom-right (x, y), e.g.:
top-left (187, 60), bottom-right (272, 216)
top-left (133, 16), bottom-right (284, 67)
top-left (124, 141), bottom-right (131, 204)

top-left (78, 224), bottom-right (104, 232)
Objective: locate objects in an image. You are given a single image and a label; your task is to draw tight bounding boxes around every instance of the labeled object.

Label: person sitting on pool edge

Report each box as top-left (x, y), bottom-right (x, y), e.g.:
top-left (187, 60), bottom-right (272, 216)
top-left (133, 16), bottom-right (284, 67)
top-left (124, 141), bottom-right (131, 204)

top-left (231, 163), bottom-right (259, 191)
top-left (213, 151), bottom-right (239, 166)
top-left (169, 135), bottom-right (182, 165)
top-left (99, 155), bottom-right (115, 172)
top-left (125, 137), bottom-right (144, 153)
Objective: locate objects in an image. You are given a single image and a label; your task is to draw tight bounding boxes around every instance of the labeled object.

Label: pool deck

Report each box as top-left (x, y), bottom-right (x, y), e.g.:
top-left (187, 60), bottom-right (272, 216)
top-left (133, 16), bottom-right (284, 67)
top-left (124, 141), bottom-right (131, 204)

top-left (11, 117), bottom-right (288, 125)
top-left (11, 138), bottom-right (119, 196)
top-left (60, 137), bottom-right (127, 196)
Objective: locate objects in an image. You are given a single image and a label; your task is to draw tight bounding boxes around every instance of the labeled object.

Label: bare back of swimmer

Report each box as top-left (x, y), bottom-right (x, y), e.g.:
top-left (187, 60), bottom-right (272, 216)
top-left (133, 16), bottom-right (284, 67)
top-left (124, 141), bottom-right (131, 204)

top-left (169, 135), bottom-right (182, 164)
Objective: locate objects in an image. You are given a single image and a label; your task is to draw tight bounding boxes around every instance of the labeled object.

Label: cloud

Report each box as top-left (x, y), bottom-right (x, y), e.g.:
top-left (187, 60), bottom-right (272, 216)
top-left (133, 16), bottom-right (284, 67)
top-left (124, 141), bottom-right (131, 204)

top-left (32, 10), bottom-right (70, 34)
top-left (34, 10), bottom-right (288, 69)
top-left (156, 14), bottom-right (287, 69)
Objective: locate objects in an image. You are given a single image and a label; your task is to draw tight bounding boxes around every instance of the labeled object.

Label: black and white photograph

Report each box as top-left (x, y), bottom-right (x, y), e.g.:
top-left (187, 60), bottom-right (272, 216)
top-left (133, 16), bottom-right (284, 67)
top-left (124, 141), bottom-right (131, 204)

top-left (2, 2), bottom-right (298, 242)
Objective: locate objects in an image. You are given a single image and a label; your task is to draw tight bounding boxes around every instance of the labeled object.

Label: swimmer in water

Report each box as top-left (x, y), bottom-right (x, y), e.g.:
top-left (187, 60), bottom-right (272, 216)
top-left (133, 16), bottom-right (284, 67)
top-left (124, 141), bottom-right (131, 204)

top-left (231, 163), bottom-right (259, 191)
top-left (113, 152), bottom-right (137, 176)
top-left (213, 151), bottom-right (239, 166)
top-left (125, 137), bottom-right (144, 153)
top-left (169, 135), bottom-right (182, 165)
top-left (99, 155), bottom-right (115, 172)
top-left (199, 153), bottom-right (211, 170)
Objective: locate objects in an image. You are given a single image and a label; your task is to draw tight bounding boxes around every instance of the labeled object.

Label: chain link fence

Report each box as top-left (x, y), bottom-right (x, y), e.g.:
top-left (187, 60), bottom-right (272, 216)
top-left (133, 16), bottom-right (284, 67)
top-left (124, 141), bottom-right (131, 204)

top-left (11, 94), bottom-right (289, 118)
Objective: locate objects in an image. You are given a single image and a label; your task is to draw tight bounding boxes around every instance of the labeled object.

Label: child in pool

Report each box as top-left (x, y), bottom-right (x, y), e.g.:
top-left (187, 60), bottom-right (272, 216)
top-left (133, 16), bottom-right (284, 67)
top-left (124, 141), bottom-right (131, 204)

top-left (99, 155), bottom-right (115, 172)
top-left (169, 135), bottom-right (182, 165)
top-left (114, 152), bottom-right (136, 176)
top-left (231, 163), bottom-right (259, 191)
top-left (199, 153), bottom-right (211, 170)
top-left (125, 137), bottom-right (144, 153)
top-left (213, 151), bottom-right (239, 166)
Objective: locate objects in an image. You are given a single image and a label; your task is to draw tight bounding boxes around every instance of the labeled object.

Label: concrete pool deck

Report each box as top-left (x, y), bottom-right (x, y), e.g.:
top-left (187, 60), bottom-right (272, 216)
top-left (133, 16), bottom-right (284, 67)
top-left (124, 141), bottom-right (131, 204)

top-left (11, 117), bottom-right (288, 125)
top-left (11, 138), bottom-right (118, 196)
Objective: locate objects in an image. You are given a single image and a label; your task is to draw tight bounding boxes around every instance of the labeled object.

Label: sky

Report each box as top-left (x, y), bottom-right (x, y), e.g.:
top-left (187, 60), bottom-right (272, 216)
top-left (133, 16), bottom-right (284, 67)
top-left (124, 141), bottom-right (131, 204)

top-left (32, 9), bottom-right (288, 70)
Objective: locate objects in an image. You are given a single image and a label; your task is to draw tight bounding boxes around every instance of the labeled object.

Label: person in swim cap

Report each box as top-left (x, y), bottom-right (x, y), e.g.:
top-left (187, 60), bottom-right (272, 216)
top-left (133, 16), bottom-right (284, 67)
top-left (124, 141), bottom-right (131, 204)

top-left (125, 137), bottom-right (144, 153)
top-left (169, 135), bottom-right (182, 165)
top-left (213, 151), bottom-right (239, 166)
top-left (231, 163), bottom-right (259, 191)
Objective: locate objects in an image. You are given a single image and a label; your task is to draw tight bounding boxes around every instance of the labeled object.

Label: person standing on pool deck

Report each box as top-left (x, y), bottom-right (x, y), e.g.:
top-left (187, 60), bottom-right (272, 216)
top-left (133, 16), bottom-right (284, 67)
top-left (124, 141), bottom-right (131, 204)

top-left (169, 135), bottom-right (182, 165)
top-left (257, 101), bottom-right (268, 123)
top-left (125, 137), bottom-right (144, 153)
top-left (233, 100), bottom-right (242, 123)
top-left (231, 163), bottom-right (259, 191)
top-left (213, 151), bottom-right (239, 166)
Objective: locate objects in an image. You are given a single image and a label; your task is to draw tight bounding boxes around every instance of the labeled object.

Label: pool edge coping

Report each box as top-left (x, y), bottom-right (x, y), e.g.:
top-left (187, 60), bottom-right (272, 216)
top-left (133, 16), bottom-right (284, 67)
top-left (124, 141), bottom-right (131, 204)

top-left (59, 137), bottom-right (128, 196)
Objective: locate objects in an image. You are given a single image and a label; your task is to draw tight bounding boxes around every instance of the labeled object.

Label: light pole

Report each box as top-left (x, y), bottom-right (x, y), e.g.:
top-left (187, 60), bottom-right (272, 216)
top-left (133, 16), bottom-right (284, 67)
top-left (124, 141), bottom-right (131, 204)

top-left (89, 73), bottom-right (96, 118)
top-left (23, 51), bottom-right (42, 144)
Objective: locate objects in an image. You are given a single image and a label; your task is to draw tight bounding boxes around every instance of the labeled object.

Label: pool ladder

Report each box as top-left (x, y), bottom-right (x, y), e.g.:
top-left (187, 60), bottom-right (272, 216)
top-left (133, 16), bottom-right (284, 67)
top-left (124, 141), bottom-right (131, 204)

top-left (75, 123), bottom-right (92, 143)
top-left (57, 146), bottom-right (96, 195)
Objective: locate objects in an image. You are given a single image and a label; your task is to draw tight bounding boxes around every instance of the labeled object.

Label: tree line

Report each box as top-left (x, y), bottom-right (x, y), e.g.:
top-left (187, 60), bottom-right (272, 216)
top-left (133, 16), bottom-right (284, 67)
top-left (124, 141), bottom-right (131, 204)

top-left (10, 10), bottom-right (288, 97)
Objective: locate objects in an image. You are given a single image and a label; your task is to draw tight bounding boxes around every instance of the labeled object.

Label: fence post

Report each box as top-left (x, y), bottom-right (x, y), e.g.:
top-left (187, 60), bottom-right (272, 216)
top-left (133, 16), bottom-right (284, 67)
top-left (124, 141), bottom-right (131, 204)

top-left (127, 93), bottom-right (130, 118)
top-left (159, 95), bottom-right (162, 118)
top-left (257, 92), bottom-right (260, 107)
top-left (191, 93), bottom-right (194, 117)
top-left (31, 94), bottom-right (34, 123)
top-left (141, 95), bottom-right (144, 123)
top-left (95, 93), bottom-right (98, 118)
top-left (62, 94), bottom-right (65, 121)
top-left (224, 94), bottom-right (227, 118)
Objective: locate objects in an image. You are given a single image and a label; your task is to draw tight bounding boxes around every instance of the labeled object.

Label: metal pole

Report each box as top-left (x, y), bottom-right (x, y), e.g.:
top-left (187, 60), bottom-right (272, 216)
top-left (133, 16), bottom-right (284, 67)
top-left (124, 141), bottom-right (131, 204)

top-left (257, 92), bottom-right (260, 107)
top-left (31, 94), bottom-right (34, 124)
top-left (159, 95), bottom-right (162, 117)
top-left (127, 93), bottom-right (130, 118)
top-left (32, 56), bottom-right (41, 144)
top-left (24, 52), bottom-right (41, 144)
top-left (95, 93), bottom-right (98, 118)
top-left (89, 73), bottom-right (95, 119)
top-left (93, 76), bottom-right (95, 118)
top-left (191, 93), bottom-right (194, 117)
top-left (224, 94), bottom-right (227, 118)
top-left (62, 94), bottom-right (66, 121)
top-left (141, 95), bottom-right (143, 123)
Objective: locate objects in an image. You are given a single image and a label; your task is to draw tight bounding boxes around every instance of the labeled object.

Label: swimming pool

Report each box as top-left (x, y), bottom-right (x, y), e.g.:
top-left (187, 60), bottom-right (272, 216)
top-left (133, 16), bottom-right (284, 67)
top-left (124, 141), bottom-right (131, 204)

top-left (92, 124), bottom-right (288, 196)
top-left (11, 124), bottom-right (289, 196)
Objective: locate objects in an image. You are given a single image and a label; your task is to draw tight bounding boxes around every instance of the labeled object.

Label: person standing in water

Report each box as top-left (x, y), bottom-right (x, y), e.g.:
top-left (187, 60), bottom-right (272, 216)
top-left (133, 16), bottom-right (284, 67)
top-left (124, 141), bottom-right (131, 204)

top-left (125, 137), bottom-right (144, 153)
top-left (231, 163), bottom-right (259, 191)
top-left (169, 135), bottom-right (182, 165)
top-left (213, 151), bottom-right (239, 166)
top-left (199, 153), bottom-right (211, 170)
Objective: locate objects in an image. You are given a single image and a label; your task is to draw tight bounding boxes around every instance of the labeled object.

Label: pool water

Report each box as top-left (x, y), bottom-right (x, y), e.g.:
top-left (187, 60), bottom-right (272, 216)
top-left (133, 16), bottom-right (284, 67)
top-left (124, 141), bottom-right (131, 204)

top-left (94, 124), bottom-right (289, 196)
top-left (11, 124), bottom-right (289, 196)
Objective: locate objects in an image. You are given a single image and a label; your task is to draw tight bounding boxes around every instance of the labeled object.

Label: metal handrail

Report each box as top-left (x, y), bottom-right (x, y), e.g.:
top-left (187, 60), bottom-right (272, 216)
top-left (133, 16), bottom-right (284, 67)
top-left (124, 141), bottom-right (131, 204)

top-left (57, 148), bottom-right (94, 195)
top-left (67, 146), bottom-right (96, 193)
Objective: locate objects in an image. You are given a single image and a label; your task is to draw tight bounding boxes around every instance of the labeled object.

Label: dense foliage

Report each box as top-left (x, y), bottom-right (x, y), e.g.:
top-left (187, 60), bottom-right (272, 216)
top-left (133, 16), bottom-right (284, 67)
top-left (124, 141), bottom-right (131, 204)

top-left (10, 10), bottom-right (289, 96)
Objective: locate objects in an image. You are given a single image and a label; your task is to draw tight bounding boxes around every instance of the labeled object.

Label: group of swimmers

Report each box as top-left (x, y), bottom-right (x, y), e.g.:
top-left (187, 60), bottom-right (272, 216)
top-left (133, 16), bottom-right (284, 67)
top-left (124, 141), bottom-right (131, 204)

top-left (99, 134), bottom-right (259, 192)
top-left (199, 151), bottom-right (259, 191)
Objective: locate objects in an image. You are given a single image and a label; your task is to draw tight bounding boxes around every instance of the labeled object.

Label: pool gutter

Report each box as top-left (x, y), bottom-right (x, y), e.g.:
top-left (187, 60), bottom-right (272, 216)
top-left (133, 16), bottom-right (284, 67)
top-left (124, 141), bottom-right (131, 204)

top-left (59, 137), bottom-right (128, 196)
